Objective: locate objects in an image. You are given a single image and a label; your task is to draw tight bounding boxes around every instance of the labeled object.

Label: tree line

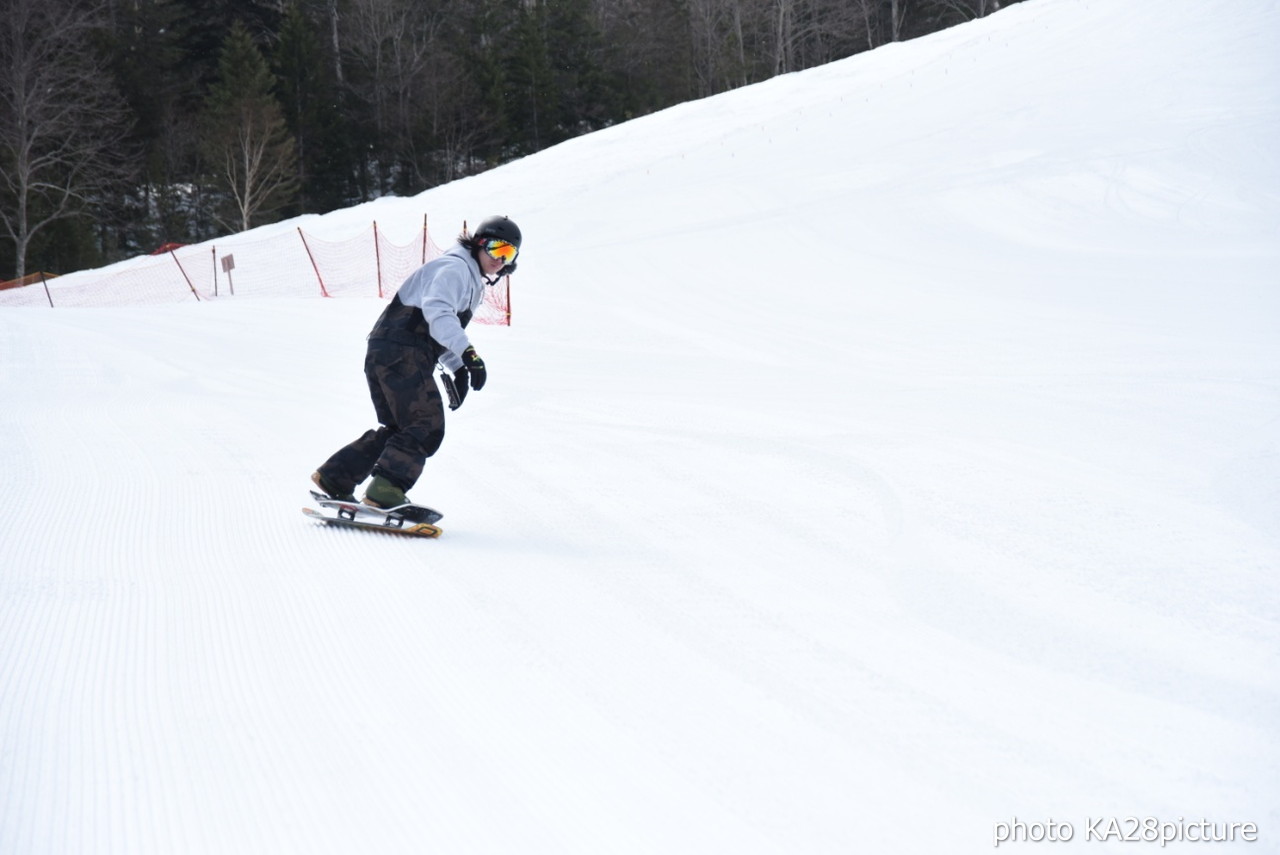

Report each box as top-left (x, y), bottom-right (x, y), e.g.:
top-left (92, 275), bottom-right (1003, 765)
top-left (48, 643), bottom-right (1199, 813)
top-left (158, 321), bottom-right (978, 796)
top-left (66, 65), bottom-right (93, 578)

top-left (1, 0), bottom-right (1020, 282)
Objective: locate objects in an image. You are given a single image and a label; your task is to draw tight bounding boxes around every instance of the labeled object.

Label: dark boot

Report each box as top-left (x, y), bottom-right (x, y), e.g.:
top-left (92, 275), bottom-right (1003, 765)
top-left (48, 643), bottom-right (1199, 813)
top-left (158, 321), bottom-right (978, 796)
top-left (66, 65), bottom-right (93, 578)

top-left (311, 470), bottom-right (356, 502)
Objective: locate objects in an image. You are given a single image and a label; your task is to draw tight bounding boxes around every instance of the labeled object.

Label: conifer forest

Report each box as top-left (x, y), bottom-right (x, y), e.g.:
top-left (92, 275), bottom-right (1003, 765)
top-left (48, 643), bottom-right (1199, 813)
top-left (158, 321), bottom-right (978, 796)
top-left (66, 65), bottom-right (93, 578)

top-left (0, 0), bottom-right (1021, 280)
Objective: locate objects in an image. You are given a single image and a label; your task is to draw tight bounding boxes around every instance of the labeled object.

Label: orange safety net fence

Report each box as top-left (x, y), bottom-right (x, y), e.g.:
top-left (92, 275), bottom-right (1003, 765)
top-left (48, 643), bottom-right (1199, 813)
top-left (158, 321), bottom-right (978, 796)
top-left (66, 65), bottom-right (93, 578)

top-left (0, 217), bottom-right (512, 326)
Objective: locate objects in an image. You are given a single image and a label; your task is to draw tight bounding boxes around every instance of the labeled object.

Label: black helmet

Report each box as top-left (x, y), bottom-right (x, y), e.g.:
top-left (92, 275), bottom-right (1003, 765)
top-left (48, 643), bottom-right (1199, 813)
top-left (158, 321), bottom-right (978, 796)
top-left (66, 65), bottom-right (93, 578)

top-left (473, 215), bottom-right (522, 249)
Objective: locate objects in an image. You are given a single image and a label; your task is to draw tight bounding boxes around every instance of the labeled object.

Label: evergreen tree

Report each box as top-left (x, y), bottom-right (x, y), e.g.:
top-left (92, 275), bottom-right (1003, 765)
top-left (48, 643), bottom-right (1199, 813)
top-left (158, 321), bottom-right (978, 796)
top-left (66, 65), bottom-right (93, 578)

top-left (441, 0), bottom-right (517, 171)
top-left (175, 0), bottom-right (284, 95)
top-left (505, 1), bottom-right (557, 154)
top-left (105, 0), bottom-right (196, 252)
top-left (275, 2), bottom-right (355, 214)
top-left (546, 0), bottom-right (614, 136)
top-left (593, 0), bottom-right (697, 117)
top-left (201, 20), bottom-right (299, 233)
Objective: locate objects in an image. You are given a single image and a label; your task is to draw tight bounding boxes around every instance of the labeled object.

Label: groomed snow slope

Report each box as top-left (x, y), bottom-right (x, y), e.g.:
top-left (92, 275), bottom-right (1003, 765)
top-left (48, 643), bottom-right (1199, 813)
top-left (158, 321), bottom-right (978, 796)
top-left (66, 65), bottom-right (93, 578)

top-left (2, 0), bottom-right (1278, 852)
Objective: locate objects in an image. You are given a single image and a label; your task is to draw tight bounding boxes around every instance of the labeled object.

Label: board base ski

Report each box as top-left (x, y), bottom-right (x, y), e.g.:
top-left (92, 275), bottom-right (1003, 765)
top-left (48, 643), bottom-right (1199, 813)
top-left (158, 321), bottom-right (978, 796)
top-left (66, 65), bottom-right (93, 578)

top-left (308, 490), bottom-right (443, 525)
top-left (302, 506), bottom-right (442, 538)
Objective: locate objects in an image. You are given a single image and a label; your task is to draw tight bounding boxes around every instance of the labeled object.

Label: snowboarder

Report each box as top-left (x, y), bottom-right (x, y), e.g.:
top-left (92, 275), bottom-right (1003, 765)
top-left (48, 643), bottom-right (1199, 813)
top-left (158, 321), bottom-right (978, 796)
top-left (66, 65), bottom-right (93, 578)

top-left (311, 215), bottom-right (521, 509)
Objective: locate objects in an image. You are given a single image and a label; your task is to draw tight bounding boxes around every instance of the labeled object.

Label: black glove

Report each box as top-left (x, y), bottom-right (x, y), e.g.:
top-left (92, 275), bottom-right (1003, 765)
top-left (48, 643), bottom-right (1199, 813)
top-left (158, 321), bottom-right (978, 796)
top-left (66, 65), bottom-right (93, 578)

top-left (450, 365), bottom-right (470, 410)
top-left (462, 346), bottom-right (487, 390)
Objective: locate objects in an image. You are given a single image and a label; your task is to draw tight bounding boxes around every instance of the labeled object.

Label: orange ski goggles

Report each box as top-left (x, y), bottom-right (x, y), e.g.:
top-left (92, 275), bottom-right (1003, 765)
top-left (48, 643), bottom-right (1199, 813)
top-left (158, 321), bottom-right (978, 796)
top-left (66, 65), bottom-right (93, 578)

top-left (482, 239), bottom-right (518, 264)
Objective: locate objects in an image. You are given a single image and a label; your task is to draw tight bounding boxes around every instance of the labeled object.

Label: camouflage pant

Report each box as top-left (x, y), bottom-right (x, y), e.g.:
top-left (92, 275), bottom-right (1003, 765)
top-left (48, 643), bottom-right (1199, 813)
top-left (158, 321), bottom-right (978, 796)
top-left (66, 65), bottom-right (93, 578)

top-left (317, 341), bottom-right (446, 494)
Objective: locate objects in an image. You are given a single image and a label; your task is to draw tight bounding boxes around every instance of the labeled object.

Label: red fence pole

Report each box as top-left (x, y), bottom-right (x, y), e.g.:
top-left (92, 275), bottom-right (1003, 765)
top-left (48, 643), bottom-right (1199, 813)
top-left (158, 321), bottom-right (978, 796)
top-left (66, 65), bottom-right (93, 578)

top-left (297, 228), bottom-right (330, 297)
top-left (169, 249), bottom-right (201, 301)
top-left (374, 221), bottom-right (384, 298)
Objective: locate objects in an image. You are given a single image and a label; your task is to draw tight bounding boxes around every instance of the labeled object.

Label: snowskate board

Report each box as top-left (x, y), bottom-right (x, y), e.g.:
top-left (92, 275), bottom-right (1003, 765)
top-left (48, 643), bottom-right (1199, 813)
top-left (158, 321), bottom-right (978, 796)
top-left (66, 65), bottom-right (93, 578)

top-left (302, 506), bottom-right (442, 538)
top-left (309, 490), bottom-right (443, 525)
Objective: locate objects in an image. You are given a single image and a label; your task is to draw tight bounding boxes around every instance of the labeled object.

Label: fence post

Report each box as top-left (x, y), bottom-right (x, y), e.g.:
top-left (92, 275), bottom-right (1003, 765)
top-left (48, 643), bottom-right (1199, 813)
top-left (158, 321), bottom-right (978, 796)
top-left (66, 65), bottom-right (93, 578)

top-left (169, 249), bottom-right (201, 301)
top-left (297, 228), bottom-right (330, 297)
top-left (373, 221), bottom-right (384, 298)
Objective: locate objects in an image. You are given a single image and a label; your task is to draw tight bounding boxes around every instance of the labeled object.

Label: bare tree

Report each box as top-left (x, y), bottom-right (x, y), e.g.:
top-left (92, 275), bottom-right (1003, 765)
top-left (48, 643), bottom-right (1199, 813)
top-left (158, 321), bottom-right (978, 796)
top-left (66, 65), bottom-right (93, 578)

top-left (344, 0), bottom-right (443, 138)
top-left (328, 0), bottom-right (346, 85)
top-left (0, 0), bottom-right (132, 280)
top-left (417, 46), bottom-right (493, 183)
top-left (927, 0), bottom-right (1000, 21)
top-left (888, 0), bottom-right (908, 41)
top-left (202, 21), bottom-right (298, 233)
top-left (208, 113), bottom-right (299, 233)
top-left (845, 0), bottom-right (916, 47)
top-left (770, 0), bottom-right (796, 75)
top-left (344, 0), bottom-right (442, 188)
top-left (689, 0), bottom-right (761, 95)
